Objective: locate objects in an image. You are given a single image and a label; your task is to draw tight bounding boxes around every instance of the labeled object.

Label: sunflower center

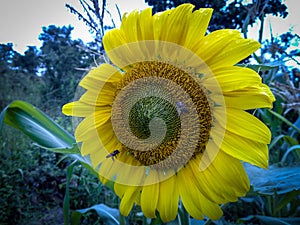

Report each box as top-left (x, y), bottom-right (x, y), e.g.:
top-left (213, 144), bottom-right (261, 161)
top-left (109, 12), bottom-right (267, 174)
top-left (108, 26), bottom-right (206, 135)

top-left (111, 61), bottom-right (213, 170)
top-left (129, 96), bottom-right (181, 142)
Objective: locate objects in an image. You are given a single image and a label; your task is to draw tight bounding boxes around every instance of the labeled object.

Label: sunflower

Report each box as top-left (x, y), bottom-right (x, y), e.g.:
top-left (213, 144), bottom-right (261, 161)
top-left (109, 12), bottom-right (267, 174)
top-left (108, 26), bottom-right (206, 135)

top-left (63, 4), bottom-right (275, 222)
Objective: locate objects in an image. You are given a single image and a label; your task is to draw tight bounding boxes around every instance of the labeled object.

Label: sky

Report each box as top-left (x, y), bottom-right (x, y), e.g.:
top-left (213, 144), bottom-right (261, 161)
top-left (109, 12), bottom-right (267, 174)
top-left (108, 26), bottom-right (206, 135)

top-left (0, 0), bottom-right (299, 54)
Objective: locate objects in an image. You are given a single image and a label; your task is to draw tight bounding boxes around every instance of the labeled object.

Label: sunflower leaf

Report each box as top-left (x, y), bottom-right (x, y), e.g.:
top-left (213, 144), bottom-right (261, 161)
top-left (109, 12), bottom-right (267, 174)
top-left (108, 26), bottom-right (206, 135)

top-left (64, 161), bottom-right (77, 225)
top-left (34, 143), bottom-right (80, 154)
top-left (70, 154), bottom-right (100, 179)
top-left (274, 190), bottom-right (300, 214)
top-left (239, 215), bottom-right (300, 225)
top-left (244, 163), bottom-right (300, 195)
top-left (0, 100), bottom-right (75, 149)
top-left (237, 63), bottom-right (278, 72)
top-left (71, 204), bottom-right (120, 225)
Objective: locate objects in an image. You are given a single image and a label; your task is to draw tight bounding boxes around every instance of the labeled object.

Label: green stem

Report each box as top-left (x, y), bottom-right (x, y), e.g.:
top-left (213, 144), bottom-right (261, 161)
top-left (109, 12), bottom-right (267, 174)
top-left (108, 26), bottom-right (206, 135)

top-left (63, 161), bottom-right (77, 225)
top-left (178, 204), bottom-right (190, 225)
top-left (119, 214), bottom-right (126, 225)
top-left (267, 109), bottom-right (300, 134)
top-left (204, 219), bottom-right (212, 225)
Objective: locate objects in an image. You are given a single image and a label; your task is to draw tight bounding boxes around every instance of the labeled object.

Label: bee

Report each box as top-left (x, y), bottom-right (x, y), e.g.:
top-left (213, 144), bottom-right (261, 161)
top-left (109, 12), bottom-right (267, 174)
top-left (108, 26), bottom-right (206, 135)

top-left (106, 150), bottom-right (120, 161)
top-left (175, 101), bottom-right (189, 116)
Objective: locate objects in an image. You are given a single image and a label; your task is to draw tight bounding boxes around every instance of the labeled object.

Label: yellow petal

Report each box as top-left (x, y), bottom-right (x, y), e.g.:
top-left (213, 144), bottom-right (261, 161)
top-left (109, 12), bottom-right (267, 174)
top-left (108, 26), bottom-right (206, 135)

top-left (74, 112), bottom-right (111, 142)
top-left (190, 149), bottom-right (249, 204)
top-left (189, 158), bottom-right (231, 204)
top-left (156, 4), bottom-right (194, 45)
top-left (196, 29), bottom-right (260, 68)
top-left (62, 101), bottom-right (106, 117)
top-left (87, 136), bottom-right (121, 168)
top-left (184, 8), bottom-right (213, 50)
top-left (138, 8), bottom-right (154, 40)
top-left (205, 66), bottom-right (262, 92)
top-left (89, 149), bottom-right (109, 168)
top-left (118, 185), bottom-right (142, 216)
top-left (195, 30), bottom-right (240, 60)
top-left (209, 150), bottom-right (250, 196)
top-left (224, 84), bottom-right (275, 110)
top-left (153, 9), bottom-right (172, 41)
top-left (177, 167), bottom-right (204, 220)
top-left (114, 155), bottom-right (146, 186)
top-left (103, 28), bottom-right (127, 53)
top-left (219, 129), bottom-right (269, 168)
top-left (114, 182), bottom-right (127, 198)
top-left (120, 10), bottom-right (141, 42)
top-left (198, 192), bottom-right (223, 220)
top-left (216, 108), bottom-right (271, 143)
top-left (80, 64), bottom-right (122, 88)
top-left (178, 164), bottom-right (223, 220)
top-left (79, 86), bottom-right (115, 106)
top-left (210, 38), bottom-right (260, 68)
top-left (98, 155), bottom-right (122, 182)
top-left (120, 8), bottom-right (154, 41)
top-left (141, 170), bottom-right (160, 218)
top-left (157, 176), bottom-right (179, 222)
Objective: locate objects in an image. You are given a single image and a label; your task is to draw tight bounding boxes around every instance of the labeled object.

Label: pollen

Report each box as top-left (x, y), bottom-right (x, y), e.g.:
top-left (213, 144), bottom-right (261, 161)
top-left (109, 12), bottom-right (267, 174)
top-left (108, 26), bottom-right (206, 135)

top-left (111, 61), bottom-right (213, 170)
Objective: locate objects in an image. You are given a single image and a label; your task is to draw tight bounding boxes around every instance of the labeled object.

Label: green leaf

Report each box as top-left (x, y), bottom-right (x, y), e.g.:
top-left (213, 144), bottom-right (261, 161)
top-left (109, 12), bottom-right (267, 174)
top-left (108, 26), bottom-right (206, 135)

top-left (245, 163), bottom-right (300, 195)
top-left (64, 162), bottom-right (77, 225)
top-left (71, 204), bottom-right (120, 225)
top-left (237, 63), bottom-right (278, 72)
top-left (178, 203), bottom-right (191, 225)
top-left (267, 109), bottom-right (300, 134)
top-left (274, 190), bottom-right (300, 214)
top-left (281, 145), bottom-right (300, 164)
top-left (35, 143), bottom-right (80, 154)
top-left (269, 135), bottom-right (299, 150)
top-left (240, 215), bottom-right (300, 225)
top-left (0, 100), bottom-right (75, 149)
top-left (70, 154), bottom-right (100, 179)
top-left (190, 220), bottom-right (205, 225)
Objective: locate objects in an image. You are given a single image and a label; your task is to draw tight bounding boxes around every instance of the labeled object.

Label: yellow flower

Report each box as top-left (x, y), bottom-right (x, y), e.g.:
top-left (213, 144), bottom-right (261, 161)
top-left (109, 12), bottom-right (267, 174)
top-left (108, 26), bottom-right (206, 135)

top-left (63, 4), bottom-right (275, 222)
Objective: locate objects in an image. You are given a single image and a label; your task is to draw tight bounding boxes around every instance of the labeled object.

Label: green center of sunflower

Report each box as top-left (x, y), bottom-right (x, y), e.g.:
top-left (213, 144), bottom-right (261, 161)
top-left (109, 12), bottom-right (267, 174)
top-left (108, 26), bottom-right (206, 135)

top-left (111, 61), bottom-right (213, 170)
top-left (129, 96), bottom-right (180, 142)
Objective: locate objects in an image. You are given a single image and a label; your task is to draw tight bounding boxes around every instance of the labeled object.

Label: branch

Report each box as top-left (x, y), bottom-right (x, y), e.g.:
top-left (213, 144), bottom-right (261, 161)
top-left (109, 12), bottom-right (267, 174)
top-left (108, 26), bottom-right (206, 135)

top-left (65, 4), bottom-right (98, 33)
top-left (79, 0), bottom-right (99, 33)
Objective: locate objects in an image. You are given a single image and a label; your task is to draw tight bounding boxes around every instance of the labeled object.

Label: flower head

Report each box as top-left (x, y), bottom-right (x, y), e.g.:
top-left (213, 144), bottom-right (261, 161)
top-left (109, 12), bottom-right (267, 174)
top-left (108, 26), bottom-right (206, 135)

top-left (63, 4), bottom-right (275, 222)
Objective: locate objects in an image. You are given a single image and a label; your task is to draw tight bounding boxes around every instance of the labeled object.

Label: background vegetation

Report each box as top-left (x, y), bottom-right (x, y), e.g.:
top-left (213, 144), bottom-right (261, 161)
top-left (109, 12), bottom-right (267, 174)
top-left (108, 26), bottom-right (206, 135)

top-left (0, 0), bottom-right (299, 224)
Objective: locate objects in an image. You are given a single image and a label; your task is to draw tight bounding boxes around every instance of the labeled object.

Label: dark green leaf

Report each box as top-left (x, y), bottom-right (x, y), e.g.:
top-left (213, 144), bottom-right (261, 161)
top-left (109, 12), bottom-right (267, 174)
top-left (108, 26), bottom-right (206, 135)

top-left (0, 100), bottom-right (75, 149)
top-left (269, 135), bottom-right (299, 150)
top-left (237, 63), bottom-right (279, 72)
top-left (70, 154), bottom-right (100, 179)
top-left (275, 190), bottom-right (300, 214)
top-left (64, 162), bottom-right (77, 225)
top-left (35, 143), bottom-right (80, 154)
top-left (281, 145), bottom-right (300, 164)
top-left (190, 220), bottom-right (205, 225)
top-left (71, 203), bottom-right (119, 225)
top-left (240, 215), bottom-right (300, 225)
top-left (245, 163), bottom-right (300, 195)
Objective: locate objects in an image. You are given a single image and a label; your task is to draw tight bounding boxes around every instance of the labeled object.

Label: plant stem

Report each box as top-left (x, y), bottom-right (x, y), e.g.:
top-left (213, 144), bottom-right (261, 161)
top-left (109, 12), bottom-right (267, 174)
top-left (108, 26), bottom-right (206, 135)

top-left (268, 109), bottom-right (300, 134)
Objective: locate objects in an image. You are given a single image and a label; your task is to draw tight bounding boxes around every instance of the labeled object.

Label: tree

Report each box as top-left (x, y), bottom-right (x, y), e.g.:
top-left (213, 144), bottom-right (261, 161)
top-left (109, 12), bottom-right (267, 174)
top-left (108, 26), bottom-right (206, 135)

top-left (66, 0), bottom-right (118, 51)
top-left (0, 43), bottom-right (19, 74)
top-left (145, 0), bottom-right (288, 41)
top-left (38, 25), bottom-right (93, 115)
top-left (11, 46), bottom-right (40, 74)
top-left (0, 44), bottom-right (43, 109)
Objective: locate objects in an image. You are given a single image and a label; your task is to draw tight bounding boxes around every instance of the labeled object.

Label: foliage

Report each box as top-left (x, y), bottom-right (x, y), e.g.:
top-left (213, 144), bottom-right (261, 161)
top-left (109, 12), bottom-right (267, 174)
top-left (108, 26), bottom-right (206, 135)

top-left (38, 25), bottom-right (94, 118)
top-left (1, 0), bottom-right (300, 224)
top-left (145, 0), bottom-right (287, 39)
top-left (0, 25), bottom-right (98, 225)
top-left (0, 126), bottom-right (66, 225)
top-left (65, 0), bottom-right (119, 51)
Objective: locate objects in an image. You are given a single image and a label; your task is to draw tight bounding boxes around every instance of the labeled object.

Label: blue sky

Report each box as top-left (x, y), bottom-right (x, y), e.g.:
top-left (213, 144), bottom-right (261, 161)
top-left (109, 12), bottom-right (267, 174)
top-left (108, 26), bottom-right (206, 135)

top-left (0, 0), bottom-right (298, 54)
